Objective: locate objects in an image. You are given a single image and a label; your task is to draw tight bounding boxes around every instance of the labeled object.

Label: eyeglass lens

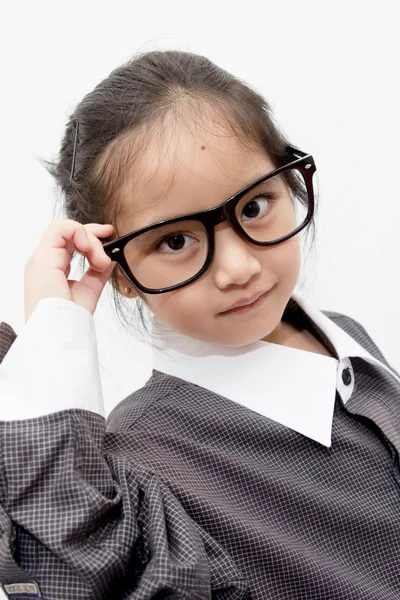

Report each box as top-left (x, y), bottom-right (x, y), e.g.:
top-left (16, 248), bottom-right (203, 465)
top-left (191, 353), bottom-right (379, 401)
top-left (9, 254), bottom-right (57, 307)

top-left (123, 168), bottom-right (311, 290)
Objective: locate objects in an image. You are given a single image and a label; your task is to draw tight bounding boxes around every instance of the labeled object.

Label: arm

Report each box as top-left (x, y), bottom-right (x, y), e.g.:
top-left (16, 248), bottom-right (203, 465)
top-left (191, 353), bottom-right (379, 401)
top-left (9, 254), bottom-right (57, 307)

top-left (0, 300), bottom-right (211, 599)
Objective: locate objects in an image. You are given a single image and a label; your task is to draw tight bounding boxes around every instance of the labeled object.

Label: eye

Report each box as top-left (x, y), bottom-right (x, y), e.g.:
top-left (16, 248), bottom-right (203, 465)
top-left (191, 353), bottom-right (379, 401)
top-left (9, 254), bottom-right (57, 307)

top-left (155, 233), bottom-right (196, 254)
top-left (241, 196), bottom-right (269, 222)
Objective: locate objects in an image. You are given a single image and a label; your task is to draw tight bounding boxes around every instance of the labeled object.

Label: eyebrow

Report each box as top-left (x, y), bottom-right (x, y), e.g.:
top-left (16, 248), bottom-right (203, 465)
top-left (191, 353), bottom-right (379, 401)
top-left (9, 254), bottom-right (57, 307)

top-left (128, 171), bottom-right (279, 236)
top-left (132, 223), bottom-right (178, 242)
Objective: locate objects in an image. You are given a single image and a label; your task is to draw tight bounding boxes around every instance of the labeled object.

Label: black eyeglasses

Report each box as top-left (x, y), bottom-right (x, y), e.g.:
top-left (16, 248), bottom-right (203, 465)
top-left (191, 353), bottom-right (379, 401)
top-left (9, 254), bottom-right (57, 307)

top-left (102, 146), bottom-right (316, 294)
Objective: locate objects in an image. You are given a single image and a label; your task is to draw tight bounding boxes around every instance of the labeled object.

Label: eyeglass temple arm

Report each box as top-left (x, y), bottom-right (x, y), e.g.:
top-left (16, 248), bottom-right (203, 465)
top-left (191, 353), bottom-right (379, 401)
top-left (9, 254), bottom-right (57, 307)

top-left (285, 146), bottom-right (308, 159)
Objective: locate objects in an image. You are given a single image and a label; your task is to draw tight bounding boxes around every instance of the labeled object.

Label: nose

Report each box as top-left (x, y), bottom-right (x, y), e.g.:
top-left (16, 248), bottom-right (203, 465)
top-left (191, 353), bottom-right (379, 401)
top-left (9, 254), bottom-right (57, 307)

top-left (212, 223), bottom-right (262, 289)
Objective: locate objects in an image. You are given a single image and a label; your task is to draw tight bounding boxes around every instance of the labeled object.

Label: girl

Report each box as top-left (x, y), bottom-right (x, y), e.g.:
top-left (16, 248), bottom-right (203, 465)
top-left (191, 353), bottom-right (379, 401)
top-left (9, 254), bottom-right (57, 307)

top-left (1, 50), bottom-right (400, 600)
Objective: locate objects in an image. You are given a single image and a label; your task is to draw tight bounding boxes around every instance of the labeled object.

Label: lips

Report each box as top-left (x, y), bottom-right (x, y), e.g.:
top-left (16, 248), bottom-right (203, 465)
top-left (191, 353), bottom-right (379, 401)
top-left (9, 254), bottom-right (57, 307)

top-left (220, 289), bottom-right (271, 314)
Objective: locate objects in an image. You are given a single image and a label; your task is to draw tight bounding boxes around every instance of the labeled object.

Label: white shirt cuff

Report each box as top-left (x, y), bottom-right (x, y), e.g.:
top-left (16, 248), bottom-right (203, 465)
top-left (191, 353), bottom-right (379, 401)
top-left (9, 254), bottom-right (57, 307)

top-left (0, 298), bottom-right (105, 420)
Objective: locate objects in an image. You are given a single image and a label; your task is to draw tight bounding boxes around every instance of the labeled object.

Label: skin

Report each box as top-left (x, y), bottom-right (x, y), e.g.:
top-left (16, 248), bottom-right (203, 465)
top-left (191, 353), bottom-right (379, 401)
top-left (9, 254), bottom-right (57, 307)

top-left (113, 115), bottom-right (332, 354)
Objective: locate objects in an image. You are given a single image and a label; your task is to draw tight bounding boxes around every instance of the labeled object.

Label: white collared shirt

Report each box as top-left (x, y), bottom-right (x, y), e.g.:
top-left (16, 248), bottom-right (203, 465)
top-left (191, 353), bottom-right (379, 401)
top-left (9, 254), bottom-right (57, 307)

top-left (1, 295), bottom-right (399, 449)
top-left (151, 293), bottom-right (400, 447)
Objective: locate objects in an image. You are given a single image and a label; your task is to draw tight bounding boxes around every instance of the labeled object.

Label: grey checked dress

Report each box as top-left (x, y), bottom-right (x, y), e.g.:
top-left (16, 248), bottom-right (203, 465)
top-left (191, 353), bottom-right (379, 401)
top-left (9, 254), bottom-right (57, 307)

top-left (0, 299), bottom-right (400, 599)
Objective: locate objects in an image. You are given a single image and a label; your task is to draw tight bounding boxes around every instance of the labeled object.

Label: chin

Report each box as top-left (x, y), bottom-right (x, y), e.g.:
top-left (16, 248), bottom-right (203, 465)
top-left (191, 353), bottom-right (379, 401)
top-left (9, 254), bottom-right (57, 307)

top-left (215, 328), bottom-right (271, 348)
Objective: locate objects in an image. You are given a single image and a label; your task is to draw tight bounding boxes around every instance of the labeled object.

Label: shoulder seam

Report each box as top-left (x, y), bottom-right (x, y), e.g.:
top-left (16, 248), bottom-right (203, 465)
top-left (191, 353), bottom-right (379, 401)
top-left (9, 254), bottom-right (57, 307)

top-left (107, 372), bottom-right (189, 431)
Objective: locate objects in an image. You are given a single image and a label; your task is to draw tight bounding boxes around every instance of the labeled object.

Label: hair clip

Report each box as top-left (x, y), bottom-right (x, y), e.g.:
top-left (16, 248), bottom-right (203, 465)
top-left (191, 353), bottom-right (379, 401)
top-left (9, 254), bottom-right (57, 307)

top-left (69, 120), bottom-right (80, 182)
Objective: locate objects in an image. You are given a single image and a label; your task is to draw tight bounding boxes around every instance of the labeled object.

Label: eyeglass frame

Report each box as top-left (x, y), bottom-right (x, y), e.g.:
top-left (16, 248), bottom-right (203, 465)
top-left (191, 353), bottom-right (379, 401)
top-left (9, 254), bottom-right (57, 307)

top-left (102, 146), bottom-right (316, 294)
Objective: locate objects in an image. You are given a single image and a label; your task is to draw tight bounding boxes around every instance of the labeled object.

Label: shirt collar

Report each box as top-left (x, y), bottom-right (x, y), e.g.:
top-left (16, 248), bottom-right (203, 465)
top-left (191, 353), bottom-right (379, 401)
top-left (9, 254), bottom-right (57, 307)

top-left (151, 293), bottom-right (400, 447)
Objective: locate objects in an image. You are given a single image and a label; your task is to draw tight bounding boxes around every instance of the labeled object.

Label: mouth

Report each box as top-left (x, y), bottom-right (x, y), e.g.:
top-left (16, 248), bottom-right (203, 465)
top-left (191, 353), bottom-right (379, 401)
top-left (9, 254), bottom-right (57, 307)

top-left (219, 287), bottom-right (274, 315)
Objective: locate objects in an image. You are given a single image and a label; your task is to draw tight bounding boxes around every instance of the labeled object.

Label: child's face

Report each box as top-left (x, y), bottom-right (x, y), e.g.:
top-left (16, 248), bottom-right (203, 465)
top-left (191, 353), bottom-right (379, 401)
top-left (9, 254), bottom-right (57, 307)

top-left (115, 118), bottom-right (301, 347)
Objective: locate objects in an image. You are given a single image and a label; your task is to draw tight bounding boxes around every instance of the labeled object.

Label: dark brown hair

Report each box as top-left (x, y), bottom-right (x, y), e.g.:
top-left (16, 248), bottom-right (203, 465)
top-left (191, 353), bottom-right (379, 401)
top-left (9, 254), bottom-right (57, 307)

top-left (42, 49), bottom-right (316, 338)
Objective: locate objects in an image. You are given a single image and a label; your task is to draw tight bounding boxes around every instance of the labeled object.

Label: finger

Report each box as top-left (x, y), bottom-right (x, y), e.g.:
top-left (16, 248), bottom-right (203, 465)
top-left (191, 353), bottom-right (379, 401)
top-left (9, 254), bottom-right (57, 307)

top-left (84, 223), bottom-right (114, 237)
top-left (37, 220), bottom-right (113, 272)
top-left (70, 224), bottom-right (115, 267)
top-left (35, 221), bottom-right (90, 271)
top-left (82, 230), bottom-right (113, 271)
top-left (71, 261), bottom-right (117, 306)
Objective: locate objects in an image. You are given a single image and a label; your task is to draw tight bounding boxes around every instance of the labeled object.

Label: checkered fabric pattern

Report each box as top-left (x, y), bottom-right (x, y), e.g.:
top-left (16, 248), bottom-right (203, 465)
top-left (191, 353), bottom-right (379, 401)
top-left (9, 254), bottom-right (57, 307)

top-left (0, 305), bottom-right (400, 599)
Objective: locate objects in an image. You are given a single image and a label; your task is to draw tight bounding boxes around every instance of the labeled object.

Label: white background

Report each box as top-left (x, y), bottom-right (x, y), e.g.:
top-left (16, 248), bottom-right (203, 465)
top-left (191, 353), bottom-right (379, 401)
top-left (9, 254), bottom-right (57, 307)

top-left (0, 0), bottom-right (399, 426)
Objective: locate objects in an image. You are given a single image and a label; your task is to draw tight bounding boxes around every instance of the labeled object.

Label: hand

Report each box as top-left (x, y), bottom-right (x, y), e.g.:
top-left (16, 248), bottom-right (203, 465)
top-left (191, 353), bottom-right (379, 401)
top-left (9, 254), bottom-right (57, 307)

top-left (24, 219), bottom-right (117, 323)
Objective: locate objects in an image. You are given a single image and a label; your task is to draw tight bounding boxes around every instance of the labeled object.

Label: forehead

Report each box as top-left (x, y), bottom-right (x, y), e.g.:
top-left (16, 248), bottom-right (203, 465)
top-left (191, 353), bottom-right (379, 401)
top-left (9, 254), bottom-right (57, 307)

top-left (116, 119), bottom-right (276, 235)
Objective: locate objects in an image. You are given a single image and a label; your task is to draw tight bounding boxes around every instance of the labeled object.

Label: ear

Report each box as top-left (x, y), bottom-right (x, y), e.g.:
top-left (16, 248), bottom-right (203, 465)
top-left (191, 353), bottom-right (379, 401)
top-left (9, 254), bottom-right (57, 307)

top-left (115, 266), bottom-right (139, 299)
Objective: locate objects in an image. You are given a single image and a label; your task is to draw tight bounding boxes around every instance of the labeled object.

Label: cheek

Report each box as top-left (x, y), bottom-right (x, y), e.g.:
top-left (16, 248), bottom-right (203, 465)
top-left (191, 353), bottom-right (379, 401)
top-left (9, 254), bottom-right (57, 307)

top-left (145, 286), bottom-right (211, 333)
top-left (282, 240), bottom-right (301, 279)
top-left (284, 245), bottom-right (301, 290)
top-left (142, 237), bottom-right (302, 340)
top-left (258, 235), bottom-right (301, 280)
